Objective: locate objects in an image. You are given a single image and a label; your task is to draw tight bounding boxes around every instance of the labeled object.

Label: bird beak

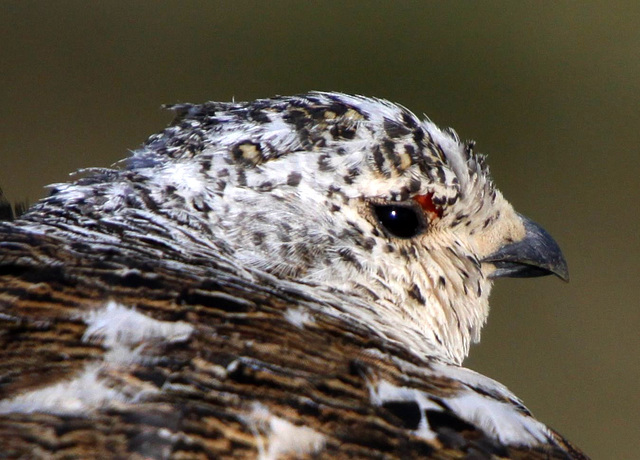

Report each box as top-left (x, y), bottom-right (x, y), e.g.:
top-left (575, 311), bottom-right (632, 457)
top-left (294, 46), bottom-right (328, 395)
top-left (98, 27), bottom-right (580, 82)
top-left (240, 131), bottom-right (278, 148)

top-left (483, 214), bottom-right (569, 282)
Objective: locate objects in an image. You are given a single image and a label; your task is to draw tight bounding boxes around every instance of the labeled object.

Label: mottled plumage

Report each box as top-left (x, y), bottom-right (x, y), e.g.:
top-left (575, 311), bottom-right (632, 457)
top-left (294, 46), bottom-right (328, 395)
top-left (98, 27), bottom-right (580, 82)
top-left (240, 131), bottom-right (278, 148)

top-left (0, 93), bottom-right (585, 458)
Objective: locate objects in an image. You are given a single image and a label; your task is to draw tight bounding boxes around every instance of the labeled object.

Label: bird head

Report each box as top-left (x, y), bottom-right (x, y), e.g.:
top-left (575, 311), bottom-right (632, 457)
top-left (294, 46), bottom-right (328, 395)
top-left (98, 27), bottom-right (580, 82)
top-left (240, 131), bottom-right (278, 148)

top-left (39, 92), bottom-right (568, 365)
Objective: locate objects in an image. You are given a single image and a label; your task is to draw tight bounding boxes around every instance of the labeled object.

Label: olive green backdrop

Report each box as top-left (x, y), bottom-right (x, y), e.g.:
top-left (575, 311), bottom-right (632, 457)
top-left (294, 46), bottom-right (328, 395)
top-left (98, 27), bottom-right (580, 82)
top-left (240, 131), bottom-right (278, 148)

top-left (1, 2), bottom-right (638, 458)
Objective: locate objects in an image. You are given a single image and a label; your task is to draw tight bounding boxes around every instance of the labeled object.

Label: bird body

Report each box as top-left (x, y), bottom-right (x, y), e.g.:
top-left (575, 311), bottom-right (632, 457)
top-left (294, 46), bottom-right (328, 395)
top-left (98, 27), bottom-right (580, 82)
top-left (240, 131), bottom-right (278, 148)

top-left (0, 93), bottom-right (585, 458)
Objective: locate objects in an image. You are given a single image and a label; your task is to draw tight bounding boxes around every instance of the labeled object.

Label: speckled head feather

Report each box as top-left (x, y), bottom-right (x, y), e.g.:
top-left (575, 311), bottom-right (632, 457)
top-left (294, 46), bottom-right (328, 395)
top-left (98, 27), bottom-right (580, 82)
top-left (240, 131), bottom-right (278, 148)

top-left (26, 92), bottom-right (532, 364)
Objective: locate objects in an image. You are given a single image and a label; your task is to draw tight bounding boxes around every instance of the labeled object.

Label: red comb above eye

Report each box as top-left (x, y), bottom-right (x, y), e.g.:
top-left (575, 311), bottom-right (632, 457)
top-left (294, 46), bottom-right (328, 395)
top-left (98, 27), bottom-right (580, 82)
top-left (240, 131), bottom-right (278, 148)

top-left (413, 193), bottom-right (443, 219)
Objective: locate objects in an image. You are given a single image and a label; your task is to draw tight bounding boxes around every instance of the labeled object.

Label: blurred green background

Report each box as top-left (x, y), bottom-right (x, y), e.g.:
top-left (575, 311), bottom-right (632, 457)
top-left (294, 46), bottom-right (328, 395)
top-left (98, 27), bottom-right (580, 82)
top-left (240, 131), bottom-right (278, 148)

top-left (1, 2), bottom-right (638, 457)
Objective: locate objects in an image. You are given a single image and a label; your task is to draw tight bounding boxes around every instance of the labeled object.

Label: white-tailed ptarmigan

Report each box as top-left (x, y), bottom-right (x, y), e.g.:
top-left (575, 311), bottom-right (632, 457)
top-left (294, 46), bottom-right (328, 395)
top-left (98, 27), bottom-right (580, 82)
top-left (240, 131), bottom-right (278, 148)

top-left (0, 92), bottom-right (586, 459)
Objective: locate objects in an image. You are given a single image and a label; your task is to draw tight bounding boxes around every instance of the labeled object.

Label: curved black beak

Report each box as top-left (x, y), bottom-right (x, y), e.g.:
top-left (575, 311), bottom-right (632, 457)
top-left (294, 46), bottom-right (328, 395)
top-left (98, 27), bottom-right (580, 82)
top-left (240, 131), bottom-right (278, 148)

top-left (483, 214), bottom-right (569, 282)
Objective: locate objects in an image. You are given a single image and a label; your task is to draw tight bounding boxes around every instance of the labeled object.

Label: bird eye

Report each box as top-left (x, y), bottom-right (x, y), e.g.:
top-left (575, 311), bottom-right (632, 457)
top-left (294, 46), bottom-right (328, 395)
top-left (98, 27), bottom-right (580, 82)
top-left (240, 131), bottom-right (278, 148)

top-left (373, 204), bottom-right (424, 238)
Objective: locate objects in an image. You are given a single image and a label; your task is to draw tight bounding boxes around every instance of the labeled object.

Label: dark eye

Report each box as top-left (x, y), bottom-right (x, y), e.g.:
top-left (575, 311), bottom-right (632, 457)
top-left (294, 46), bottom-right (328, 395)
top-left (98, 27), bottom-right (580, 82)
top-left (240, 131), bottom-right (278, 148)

top-left (373, 204), bottom-right (424, 238)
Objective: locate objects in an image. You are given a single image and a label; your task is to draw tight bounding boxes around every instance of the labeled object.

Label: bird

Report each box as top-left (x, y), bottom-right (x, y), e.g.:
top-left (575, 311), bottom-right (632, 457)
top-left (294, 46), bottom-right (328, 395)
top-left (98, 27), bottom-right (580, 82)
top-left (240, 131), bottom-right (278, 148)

top-left (0, 92), bottom-right (586, 459)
